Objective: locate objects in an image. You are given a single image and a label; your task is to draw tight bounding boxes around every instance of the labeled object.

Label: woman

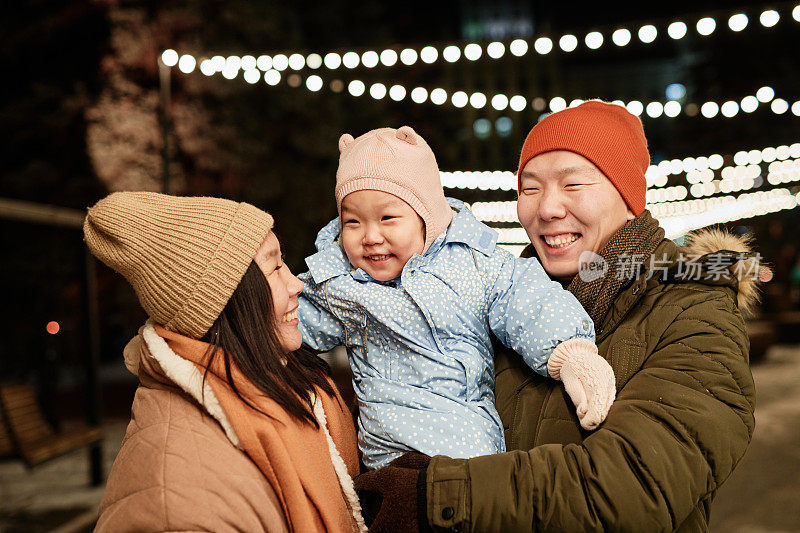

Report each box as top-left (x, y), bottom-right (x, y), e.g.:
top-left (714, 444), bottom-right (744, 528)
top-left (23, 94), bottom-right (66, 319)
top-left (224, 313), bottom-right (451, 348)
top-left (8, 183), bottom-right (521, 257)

top-left (84, 191), bottom-right (365, 532)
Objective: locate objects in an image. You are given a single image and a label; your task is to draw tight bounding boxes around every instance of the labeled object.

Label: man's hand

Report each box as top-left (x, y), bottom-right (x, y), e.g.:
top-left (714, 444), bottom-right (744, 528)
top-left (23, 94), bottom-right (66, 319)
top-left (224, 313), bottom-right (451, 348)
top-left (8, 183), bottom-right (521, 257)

top-left (354, 452), bottom-right (432, 533)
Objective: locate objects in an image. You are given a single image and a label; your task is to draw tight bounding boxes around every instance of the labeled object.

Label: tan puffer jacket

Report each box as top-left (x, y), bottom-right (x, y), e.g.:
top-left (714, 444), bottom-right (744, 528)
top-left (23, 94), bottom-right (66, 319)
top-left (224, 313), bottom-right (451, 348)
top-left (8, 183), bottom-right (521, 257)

top-left (96, 329), bottom-right (290, 532)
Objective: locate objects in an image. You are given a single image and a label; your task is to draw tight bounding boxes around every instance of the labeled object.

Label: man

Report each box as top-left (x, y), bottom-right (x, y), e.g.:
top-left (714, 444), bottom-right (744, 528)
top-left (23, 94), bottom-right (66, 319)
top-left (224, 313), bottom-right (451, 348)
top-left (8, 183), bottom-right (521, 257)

top-left (356, 101), bottom-right (758, 531)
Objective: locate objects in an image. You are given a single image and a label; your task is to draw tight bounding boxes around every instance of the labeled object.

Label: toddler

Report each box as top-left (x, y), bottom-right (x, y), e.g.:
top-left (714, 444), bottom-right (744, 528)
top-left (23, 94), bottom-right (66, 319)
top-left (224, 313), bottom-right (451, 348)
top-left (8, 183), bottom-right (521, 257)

top-left (298, 126), bottom-right (615, 470)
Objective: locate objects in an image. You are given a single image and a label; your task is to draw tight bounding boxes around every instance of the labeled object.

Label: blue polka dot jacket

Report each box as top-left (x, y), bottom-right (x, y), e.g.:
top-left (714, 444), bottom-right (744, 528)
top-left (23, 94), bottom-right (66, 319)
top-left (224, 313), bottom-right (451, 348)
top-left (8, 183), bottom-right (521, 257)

top-left (298, 198), bottom-right (595, 469)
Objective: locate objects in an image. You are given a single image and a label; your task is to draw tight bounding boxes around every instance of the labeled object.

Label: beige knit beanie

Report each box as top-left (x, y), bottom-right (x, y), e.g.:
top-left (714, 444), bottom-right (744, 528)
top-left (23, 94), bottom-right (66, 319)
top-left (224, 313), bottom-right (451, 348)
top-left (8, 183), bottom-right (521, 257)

top-left (335, 126), bottom-right (453, 252)
top-left (83, 191), bottom-right (274, 339)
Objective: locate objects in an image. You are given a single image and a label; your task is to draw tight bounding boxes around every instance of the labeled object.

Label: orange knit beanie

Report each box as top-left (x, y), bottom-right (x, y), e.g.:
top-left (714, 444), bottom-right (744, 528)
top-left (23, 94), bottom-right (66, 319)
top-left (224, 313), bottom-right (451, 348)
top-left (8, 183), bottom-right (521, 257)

top-left (517, 100), bottom-right (649, 215)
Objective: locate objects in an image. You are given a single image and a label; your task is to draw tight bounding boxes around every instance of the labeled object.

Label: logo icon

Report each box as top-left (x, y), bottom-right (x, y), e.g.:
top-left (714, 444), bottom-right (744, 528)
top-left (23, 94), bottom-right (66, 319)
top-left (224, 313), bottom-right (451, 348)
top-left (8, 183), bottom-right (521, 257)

top-left (578, 251), bottom-right (607, 283)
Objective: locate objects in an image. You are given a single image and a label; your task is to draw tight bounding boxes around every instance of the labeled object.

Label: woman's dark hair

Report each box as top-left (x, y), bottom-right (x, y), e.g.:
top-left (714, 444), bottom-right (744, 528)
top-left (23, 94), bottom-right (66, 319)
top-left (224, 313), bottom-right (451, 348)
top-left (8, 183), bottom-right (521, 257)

top-left (200, 261), bottom-right (335, 428)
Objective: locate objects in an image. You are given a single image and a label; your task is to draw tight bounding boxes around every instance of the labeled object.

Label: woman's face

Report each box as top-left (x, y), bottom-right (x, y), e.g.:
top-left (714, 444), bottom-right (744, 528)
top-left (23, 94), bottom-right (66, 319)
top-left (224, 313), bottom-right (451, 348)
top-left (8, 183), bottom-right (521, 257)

top-left (254, 231), bottom-right (304, 352)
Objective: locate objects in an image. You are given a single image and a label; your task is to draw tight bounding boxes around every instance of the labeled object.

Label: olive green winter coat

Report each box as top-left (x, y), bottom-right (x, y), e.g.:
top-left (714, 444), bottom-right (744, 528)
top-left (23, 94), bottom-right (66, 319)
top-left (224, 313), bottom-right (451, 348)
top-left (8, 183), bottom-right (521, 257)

top-left (424, 226), bottom-right (758, 532)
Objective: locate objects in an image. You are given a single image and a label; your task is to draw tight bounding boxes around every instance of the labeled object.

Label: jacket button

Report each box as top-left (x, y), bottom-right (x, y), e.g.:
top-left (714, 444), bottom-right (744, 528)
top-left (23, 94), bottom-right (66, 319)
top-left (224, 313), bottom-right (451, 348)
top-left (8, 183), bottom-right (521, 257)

top-left (582, 320), bottom-right (589, 330)
top-left (441, 506), bottom-right (455, 520)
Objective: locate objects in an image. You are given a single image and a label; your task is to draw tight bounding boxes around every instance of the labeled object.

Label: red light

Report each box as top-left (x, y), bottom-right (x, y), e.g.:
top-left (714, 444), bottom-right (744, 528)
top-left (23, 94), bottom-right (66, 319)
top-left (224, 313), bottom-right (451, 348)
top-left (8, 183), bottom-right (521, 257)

top-left (46, 321), bottom-right (60, 335)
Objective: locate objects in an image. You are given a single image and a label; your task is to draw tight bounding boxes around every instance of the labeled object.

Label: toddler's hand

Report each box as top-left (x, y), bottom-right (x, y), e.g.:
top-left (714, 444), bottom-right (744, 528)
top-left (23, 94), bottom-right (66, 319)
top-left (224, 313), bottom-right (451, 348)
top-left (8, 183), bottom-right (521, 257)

top-left (548, 338), bottom-right (615, 430)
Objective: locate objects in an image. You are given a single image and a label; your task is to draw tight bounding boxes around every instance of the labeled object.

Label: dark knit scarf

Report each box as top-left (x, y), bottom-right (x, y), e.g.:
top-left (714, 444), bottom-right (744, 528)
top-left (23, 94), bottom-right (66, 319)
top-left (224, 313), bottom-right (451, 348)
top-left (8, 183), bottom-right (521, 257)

top-left (522, 210), bottom-right (664, 328)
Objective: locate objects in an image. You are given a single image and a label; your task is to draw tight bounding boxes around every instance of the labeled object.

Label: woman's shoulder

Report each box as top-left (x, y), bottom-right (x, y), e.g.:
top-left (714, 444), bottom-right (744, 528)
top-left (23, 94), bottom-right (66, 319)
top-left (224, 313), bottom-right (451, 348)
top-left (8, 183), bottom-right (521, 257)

top-left (97, 384), bottom-right (288, 532)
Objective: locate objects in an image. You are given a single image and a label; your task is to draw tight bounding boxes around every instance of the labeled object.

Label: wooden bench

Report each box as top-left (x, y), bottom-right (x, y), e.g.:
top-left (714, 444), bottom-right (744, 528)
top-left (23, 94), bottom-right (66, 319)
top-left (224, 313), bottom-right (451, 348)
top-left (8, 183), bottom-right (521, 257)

top-left (0, 383), bottom-right (103, 467)
top-left (0, 407), bottom-right (15, 458)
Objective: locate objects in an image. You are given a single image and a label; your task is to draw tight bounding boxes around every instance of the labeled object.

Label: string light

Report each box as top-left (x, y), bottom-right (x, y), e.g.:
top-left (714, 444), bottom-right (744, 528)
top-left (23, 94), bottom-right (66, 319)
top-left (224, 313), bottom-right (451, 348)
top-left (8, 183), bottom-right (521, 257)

top-left (400, 48), bottom-right (418, 65)
top-left (760, 9), bottom-right (780, 27)
top-left (756, 86), bottom-right (775, 102)
top-left (696, 17), bottom-right (716, 36)
top-left (612, 28), bottom-right (632, 46)
top-left (264, 69), bottom-right (280, 85)
top-left (728, 13), bottom-right (749, 31)
top-left (178, 54), bottom-right (196, 73)
top-left (347, 79), bottom-right (365, 96)
top-left (509, 39), bottom-right (528, 56)
top-left (559, 34), bottom-right (579, 52)
top-left (161, 49), bottom-right (178, 67)
top-left (272, 54), bottom-right (288, 71)
top-left (342, 52), bottom-right (359, 68)
top-left (161, 4), bottom-right (799, 76)
top-left (306, 53), bottom-right (323, 69)
top-left (534, 37), bottom-right (553, 54)
top-left (306, 75), bottom-right (323, 91)
top-left (487, 42), bottom-right (505, 59)
top-left (772, 98), bottom-right (789, 114)
top-left (585, 31), bottom-right (604, 49)
top-left (464, 43), bottom-right (482, 61)
top-left (638, 24), bottom-right (658, 43)
top-left (256, 55), bottom-right (272, 70)
top-left (441, 143), bottom-right (800, 191)
top-left (369, 83), bottom-right (387, 99)
top-left (667, 21), bottom-right (688, 39)
top-left (361, 51), bottom-right (379, 68)
top-left (244, 69), bottom-right (790, 120)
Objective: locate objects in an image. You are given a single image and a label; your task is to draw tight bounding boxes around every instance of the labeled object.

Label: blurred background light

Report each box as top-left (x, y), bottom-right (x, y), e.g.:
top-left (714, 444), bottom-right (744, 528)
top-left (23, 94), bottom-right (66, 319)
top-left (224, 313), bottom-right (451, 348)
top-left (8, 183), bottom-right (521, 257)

top-left (696, 17), bottom-right (717, 36)
top-left (178, 54), bottom-right (196, 73)
top-left (509, 39), bottom-right (529, 56)
top-left (728, 13), bottom-right (749, 31)
top-left (379, 49), bottom-right (398, 66)
top-left (307, 53), bottom-right (323, 69)
top-left (757, 86), bottom-right (776, 102)
top-left (473, 118), bottom-right (491, 139)
top-left (361, 50), bottom-right (379, 68)
top-left (585, 31), bottom-right (604, 49)
top-left (420, 46), bottom-right (438, 63)
top-left (161, 49), bottom-right (178, 66)
top-left (612, 28), bottom-right (632, 46)
top-left (347, 79), bottom-right (365, 96)
top-left (666, 83), bottom-right (686, 100)
top-left (464, 43), bottom-right (482, 60)
top-left (486, 42), bottom-right (505, 59)
top-left (559, 34), bottom-right (578, 52)
top-left (667, 21), bottom-right (688, 39)
top-left (638, 24), bottom-right (658, 43)
top-left (495, 117), bottom-right (513, 138)
top-left (760, 10), bottom-right (780, 27)
top-left (470, 92), bottom-right (487, 109)
top-left (534, 37), bottom-right (553, 54)
top-left (400, 48), bottom-right (418, 65)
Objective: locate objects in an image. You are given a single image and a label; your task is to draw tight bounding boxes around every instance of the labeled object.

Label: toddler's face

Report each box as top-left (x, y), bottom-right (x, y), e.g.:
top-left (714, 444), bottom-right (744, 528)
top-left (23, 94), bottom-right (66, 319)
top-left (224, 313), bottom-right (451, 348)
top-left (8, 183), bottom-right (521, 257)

top-left (340, 190), bottom-right (425, 281)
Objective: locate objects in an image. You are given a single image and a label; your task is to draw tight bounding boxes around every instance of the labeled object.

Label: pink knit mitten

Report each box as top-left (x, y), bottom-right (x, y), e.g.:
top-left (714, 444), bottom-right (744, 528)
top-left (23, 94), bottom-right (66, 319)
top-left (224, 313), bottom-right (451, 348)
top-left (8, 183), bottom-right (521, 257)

top-left (548, 338), bottom-right (616, 430)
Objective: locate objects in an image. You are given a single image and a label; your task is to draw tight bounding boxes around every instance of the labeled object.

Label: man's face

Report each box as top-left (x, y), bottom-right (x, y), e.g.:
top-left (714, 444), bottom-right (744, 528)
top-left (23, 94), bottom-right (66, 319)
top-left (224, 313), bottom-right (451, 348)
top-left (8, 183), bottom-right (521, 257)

top-left (517, 150), bottom-right (635, 282)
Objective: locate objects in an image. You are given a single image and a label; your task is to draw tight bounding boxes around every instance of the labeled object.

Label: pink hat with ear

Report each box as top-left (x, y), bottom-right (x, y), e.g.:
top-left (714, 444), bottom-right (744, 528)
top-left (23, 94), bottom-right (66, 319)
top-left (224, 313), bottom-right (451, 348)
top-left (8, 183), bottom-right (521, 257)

top-left (335, 126), bottom-right (453, 252)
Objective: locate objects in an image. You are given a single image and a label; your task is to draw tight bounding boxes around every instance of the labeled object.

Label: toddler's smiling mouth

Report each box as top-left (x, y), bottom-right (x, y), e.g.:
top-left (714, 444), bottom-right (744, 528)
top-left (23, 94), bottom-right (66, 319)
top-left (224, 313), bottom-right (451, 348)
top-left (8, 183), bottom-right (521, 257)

top-left (365, 254), bottom-right (393, 262)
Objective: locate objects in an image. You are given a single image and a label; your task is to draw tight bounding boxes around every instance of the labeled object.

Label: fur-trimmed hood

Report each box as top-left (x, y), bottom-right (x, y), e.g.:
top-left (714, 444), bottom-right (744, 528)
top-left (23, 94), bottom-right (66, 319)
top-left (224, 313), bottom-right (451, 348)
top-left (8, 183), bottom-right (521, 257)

top-left (123, 321), bottom-right (242, 447)
top-left (679, 228), bottom-right (763, 315)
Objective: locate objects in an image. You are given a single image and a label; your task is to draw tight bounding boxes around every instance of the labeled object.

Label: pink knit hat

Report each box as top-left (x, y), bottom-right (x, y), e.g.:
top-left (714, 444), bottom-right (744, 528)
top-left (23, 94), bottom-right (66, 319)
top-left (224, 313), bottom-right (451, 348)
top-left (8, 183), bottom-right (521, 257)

top-left (335, 126), bottom-right (453, 252)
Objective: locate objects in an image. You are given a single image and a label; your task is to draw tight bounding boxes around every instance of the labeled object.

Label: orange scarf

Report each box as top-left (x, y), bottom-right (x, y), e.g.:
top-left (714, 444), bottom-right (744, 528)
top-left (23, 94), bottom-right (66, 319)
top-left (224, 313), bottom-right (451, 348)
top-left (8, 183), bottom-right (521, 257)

top-left (152, 324), bottom-right (361, 532)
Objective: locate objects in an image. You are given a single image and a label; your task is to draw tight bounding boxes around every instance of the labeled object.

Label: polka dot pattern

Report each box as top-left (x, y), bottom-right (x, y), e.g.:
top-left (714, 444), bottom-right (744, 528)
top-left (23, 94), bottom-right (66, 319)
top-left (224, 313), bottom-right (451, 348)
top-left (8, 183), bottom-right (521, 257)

top-left (298, 199), bottom-right (595, 470)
